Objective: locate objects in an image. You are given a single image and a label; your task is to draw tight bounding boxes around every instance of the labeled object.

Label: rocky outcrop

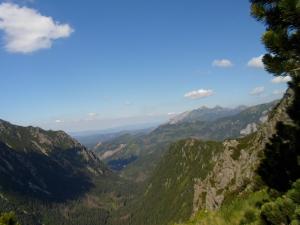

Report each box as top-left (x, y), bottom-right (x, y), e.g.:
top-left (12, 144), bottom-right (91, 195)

top-left (100, 144), bottom-right (126, 160)
top-left (192, 89), bottom-right (293, 213)
top-left (240, 123), bottom-right (258, 135)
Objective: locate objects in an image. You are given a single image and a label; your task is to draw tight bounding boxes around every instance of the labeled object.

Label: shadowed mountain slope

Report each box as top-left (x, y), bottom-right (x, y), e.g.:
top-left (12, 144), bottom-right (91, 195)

top-left (0, 120), bottom-right (108, 201)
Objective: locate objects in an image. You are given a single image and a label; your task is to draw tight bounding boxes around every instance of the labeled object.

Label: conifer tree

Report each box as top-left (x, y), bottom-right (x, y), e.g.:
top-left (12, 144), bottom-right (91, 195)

top-left (0, 212), bottom-right (20, 225)
top-left (250, 0), bottom-right (300, 192)
top-left (251, 0), bottom-right (300, 78)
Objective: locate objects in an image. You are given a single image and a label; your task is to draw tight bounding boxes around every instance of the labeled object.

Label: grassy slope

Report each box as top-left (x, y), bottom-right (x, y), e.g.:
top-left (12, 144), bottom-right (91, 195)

top-left (176, 179), bottom-right (300, 225)
top-left (174, 190), bottom-right (268, 225)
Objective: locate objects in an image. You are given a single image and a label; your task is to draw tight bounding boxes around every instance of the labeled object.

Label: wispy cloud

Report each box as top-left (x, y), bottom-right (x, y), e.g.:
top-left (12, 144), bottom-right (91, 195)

top-left (273, 89), bottom-right (285, 95)
top-left (247, 55), bottom-right (264, 69)
top-left (0, 3), bottom-right (73, 53)
top-left (212, 59), bottom-right (233, 68)
top-left (88, 112), bottom-right (98, 117)
top-left (250, 86), bottom-right (265, 96)
top-left (184, 89), bottom-right (214, 99)
top-left (86, 112), bottom-right (99, 121)
top-left (271, 76), bottom-right (292, 84)
top-left (124, 101), bottom-right (132, 106)
top-left (55, 119), bottom-right (63, 123)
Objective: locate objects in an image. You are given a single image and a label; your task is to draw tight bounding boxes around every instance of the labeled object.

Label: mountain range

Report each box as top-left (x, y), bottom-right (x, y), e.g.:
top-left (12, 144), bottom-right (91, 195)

top-left (0, 95), bottom-right (294, 225)
top-left (92, 100), bottom-right (278, 182)
top-left (168, 105), bottom-right (247, 125)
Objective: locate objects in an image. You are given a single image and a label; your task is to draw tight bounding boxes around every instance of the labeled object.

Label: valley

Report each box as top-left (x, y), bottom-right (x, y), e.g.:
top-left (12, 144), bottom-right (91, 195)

top-left (89, 100), bottom-right (278, 182)
top-left (0, 96), bottom-right (292, 225)
top-left (0, 1), bottom-right (299, 225)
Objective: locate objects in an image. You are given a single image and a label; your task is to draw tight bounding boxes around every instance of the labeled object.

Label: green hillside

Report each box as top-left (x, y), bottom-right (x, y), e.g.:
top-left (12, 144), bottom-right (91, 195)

top-left (94, 100), bottom-right (278, 182)
top-left (127, 89), bottom-right (292, 225)
top-left (130, 139), bottom-right (223, 225)
top-left (175, 179), bottom-right (300, 225)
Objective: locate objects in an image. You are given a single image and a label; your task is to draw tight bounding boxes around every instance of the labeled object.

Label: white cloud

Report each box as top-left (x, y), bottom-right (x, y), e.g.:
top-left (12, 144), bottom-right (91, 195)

top-left (212, 59), bottom-right (233, 68)
top-left (167, 112), bottom-right (177, 116)
top-left (271, 76), bottom-right (292, 84)
top-left (184, 89), bottom-right (214, 99)
top-left (86, 112), bottom-right (99, 121)
top-left (247, 55), bottom-right (264, 68)
top-left (250, 86), bottom-right (265, 96)
top-left (0, 3), bottom-right (73, 53)
top-left (55, 119), bottom-right (63, 123)
top-left (88, 112), bottom-right (98, 117)
top-left (273, 89), bottom-right (285, 95)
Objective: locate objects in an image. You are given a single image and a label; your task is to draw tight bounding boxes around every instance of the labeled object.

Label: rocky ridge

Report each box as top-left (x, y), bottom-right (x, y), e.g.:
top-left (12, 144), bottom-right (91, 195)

top-left (131, 90), bottom-right (292, 225)
top-left (192, 89), bottom-right (292, 213)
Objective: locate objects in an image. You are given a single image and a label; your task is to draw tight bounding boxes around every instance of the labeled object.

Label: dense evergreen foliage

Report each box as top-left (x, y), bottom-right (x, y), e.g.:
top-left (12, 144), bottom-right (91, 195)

top-left (0, 173), bottom-right (138, 225)
top-left (175, 179), bottom-right (300, 225)
top-left (250, 0), bottom-right (300, 192)
top-left (0, 212), bottom-right (19, 225)
top-left (260, 179), bottom-right (300, 225)
top-left (250, 0), bottom-right (300, 76)
top-left (129, 139), bottom-right (223, 225)
top-left (257, 117), bottom-right (300, 192)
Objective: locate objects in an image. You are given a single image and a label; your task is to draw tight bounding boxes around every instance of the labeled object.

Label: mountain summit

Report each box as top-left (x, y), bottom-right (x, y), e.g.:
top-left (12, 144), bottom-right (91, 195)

top-left (169, 105), bottom-right (253, 125)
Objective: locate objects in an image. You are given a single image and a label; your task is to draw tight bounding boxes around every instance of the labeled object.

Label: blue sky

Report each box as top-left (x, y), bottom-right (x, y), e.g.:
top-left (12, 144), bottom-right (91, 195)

top-left (0, 0), bottom-right (289, 132)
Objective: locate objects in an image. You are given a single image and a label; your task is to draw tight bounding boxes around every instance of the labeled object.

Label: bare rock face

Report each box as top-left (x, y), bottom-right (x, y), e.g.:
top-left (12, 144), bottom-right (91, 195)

top-left (192, 89), bottom-right (293, 213)
top-left (240, 123), bottom-right (258, 135)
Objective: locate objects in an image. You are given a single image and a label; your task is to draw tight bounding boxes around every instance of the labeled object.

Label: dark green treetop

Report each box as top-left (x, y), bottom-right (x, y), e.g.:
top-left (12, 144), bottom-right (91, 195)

top-left (250, 0), bottom-right (300, 77)
top-left (0, 212), bottom-right (20, 225)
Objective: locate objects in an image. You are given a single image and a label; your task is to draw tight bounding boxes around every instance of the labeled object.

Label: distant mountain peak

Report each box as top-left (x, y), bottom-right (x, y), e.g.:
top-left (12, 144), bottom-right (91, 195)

top-left (199, 105), bottom-right (209, 109)
top-left (168, 105), bottom-right (244, 125)
top-left (213, 105), bottom-right (224, 110)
